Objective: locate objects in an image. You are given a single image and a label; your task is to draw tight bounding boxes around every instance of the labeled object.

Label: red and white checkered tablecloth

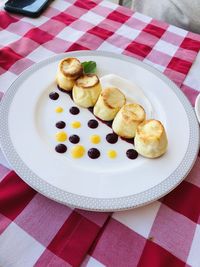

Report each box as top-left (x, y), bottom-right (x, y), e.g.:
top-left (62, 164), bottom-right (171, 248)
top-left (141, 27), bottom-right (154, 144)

top-left (0, 0), bottom-right (200, 266)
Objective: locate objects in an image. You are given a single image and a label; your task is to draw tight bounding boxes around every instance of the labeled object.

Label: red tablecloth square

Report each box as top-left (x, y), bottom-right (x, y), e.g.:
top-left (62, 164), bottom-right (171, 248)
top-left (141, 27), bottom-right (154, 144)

top-left (88, 25), bottom-right (114, 40)
top-left (162, 181), bottom-right (200, 223)
top-left (0, 171), bottom-right (36, 220)
top-left (0, 11), bottom-right (18, 29)
top-left (25, 28), bottom-right (54, 45)
top-left (143, 23), bottom-right (166, 38)
top-left (167, 57), bottom-right (193, 75)
top-left (52, 12), bottom-right (77, 26)
top-left (74, 0), bottom-right (98, 10)
top-left (125, 41), bottom-right (152, 57)
top-left (138, 240), bottom-right (186, 267)
top-left (107, 10), bottom-right (130, 24)
top-left (0, 47), bottom-right (23, 71)
top-left (48, 211), bottom-right (100, 266)
top-left (180, 37), bottom-right (200, 52)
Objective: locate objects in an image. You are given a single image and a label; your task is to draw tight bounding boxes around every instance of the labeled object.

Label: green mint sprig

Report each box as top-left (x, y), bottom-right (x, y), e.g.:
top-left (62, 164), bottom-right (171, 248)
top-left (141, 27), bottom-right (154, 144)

top-left (81, 61), bottom-right (97, 74)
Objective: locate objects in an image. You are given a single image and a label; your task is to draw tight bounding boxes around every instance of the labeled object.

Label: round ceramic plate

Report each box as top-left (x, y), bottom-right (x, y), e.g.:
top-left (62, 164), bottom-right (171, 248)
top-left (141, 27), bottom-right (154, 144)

top-left (195, 93), bottom-right (200, 123)
top-left (0, 51), bottom-right (199, 211)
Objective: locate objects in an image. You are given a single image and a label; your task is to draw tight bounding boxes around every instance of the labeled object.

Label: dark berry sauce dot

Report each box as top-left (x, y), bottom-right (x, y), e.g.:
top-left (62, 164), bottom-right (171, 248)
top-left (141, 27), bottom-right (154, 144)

top-left (88, 148), bottom-right (100, 159)
top-left (126, 149), bottom-right (138, 159)
top-left (49, 92), bottom-right (59, 100)
top-left (55, 144), bottom-right (67, 153)
top-left (105, 120), bottom-right (113, 128)
top-left (88, 119), bottom-right (99, 129)
top-left (57, 86), bottom-right (73, 99)
top-left (88, 107), bottom-right (94, 113)
top-left (106, 133), bottom-right (118, 144)
top-left (55, 121), bottom-right (66, 129)
top-left (121, 137), bottom-right (135, 145)
top-left (69, 106), bottom-right (80, 115)
top-left (69, 135), bottom-right (80, 144)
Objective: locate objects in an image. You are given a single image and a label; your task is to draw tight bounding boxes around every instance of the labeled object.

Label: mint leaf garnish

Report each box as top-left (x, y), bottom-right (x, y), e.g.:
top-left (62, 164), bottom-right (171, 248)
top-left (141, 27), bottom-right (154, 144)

top-left (82, 61), bottom-right (97, 74)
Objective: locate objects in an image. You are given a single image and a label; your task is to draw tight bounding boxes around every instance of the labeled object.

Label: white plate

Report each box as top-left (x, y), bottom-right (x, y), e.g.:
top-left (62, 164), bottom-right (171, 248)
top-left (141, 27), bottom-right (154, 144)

top-left (0, 51), bottom-right (199, 211)
top-left (195, 93), bottom-right (200, 124)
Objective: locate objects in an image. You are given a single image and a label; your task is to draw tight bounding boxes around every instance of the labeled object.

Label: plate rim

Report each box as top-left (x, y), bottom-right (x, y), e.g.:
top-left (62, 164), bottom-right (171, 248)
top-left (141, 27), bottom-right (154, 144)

top-left (0, 50), bottom-right (199, 211)
top-left (195, 93), bottom-right (200, 124)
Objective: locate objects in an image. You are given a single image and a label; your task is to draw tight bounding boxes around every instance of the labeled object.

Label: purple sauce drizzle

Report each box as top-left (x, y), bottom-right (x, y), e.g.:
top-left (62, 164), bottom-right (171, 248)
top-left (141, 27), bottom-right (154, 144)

top-left (121, 137), bottom-right (135, 145)
top-left (57, 86), bottom-right (73, 100)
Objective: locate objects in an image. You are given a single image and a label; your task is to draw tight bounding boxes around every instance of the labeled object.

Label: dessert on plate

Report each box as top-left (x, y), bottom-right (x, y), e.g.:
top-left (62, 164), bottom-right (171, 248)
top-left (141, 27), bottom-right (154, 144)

top-left (56, 57), bottom-right (83, 91)
top-left (134, 119), bottom-right (168, 158)
top-left (93, 87), bottom-right (126, 121)
top-left (54, 57), bottom-right (168, 159)
top-left (112, 103), bottom-right (146, 138)
top-left (73, 74), bottom-right (102, 108)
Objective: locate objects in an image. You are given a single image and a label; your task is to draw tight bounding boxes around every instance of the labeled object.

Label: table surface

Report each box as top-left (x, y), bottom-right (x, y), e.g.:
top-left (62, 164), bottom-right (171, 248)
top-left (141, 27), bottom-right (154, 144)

top-left (0, 0), bottom-right (200, 267)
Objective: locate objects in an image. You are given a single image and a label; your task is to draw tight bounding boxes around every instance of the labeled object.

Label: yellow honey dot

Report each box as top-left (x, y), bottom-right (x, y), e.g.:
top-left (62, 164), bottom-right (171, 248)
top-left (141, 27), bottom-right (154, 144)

top-left (90, 135), bottom-right (101, 144)
top-left (55, 131), bottom-right (67, 142)
top-left (71, 121), bottom-right (81, 129)
top-left (55, 106), bottom-right (63, 113)
top-left (107, 150), bottom-right (117, 159)
top-left (71, 145), bottom-right (85, 159)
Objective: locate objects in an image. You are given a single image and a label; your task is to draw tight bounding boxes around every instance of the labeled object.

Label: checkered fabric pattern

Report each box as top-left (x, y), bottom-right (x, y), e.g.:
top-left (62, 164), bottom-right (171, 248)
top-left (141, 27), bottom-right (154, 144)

top-left (0, 0), bottom-right (200, 266)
